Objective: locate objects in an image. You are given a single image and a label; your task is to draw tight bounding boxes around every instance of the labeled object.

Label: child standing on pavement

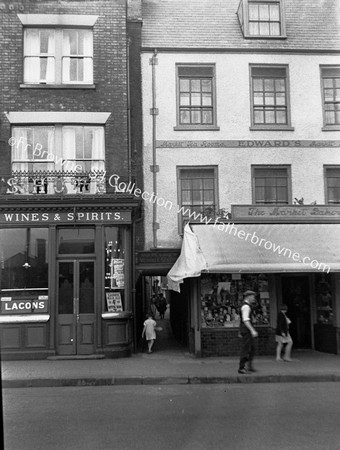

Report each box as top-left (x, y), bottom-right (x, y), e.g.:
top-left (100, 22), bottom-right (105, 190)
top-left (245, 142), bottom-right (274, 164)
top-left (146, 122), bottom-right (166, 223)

top-left (142, 314), bottom-right (157, 354)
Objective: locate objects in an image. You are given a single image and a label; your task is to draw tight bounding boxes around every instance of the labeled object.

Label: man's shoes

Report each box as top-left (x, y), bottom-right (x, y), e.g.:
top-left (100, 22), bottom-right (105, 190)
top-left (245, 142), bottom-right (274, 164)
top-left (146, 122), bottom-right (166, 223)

top-left (238, 368), bottom-right (248, 374)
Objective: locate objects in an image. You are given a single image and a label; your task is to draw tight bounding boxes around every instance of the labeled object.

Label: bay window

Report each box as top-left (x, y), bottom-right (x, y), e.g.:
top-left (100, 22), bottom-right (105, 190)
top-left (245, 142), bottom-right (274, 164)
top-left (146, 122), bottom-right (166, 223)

top-left (10, 125), bottom-right (105, 194)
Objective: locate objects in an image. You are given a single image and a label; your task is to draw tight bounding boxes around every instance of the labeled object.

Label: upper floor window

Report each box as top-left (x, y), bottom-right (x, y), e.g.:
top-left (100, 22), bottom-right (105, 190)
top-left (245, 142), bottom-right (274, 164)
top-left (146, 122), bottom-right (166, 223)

top-left (321, 67), bottom-right (340, 130)
top-left (237, 0), bottom-right (286, 38)
top-left (175, 65), bottom-right (218, 130)
top-left (177, 167), bottom-right (218, 231)
top-left (250, 65), bottom-right (293, 130)
top-left (10, 125), bottom-right (104, 194)
top-left (252, 166), bottom-right (290, 204)
top-left (24, 28), bottom-right (93, 84)
top-left (325, 167), bottom-right (340, 204)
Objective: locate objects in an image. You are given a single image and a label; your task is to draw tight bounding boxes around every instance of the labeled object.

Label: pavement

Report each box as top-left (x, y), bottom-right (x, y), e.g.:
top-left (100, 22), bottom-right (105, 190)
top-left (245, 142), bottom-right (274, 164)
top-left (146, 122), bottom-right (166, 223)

top-left (1, 349), bottom-right (340, 388)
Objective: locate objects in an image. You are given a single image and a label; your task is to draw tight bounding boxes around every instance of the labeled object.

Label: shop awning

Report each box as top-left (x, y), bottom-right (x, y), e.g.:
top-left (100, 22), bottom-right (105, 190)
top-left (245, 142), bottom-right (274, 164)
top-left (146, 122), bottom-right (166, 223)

top-left (167, 223), bottom-right (340, 292)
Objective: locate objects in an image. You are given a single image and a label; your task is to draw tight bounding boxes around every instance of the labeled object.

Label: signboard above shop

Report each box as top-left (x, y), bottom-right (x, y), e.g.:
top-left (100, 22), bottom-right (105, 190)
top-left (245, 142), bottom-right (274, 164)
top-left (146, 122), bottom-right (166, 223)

top-left (0, 210), bottom-right (131, 225)
top-left (232, 205), bottom-right (340, 222)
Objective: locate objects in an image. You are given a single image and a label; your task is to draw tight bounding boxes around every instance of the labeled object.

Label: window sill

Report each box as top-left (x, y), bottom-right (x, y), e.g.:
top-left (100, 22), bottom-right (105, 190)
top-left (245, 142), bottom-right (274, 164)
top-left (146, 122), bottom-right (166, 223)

top-left (322, 126), bottom-right (340, 131)
top-left (0, 314), bottom-right (50, 323)
top-left (243, 34), bottom-right (287, 39)
top-left (250, 125), bottom-right (294, 131)
top-left (174, 125), bottom-right (220, 131)
top-left (20, 84), bottom-right (96, 89)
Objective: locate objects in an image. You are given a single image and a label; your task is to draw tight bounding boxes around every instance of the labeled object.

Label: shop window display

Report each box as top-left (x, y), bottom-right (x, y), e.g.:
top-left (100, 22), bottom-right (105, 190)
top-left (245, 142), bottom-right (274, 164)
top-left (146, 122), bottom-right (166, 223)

top-left (315, 273), bottom-right (333, 324)
top-left (0, 228), bottom-right (48, 292)
top-left (104, 227), bottom-right (126, 312)
top-left (200, 273), bottom-right (270, 328)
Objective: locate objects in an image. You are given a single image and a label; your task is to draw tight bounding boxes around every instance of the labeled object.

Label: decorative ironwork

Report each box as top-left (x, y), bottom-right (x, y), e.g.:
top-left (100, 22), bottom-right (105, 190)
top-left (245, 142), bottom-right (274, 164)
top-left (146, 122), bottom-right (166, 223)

top-left (202, 206), bottom-right (232, 220)
top-left (6, 170), bottom-right (106, 195)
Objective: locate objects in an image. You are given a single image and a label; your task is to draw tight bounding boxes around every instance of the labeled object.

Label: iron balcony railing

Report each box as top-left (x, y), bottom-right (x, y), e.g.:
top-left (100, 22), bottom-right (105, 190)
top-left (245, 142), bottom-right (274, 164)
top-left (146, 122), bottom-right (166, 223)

top-left (1, 170), bottom-right (107, 195)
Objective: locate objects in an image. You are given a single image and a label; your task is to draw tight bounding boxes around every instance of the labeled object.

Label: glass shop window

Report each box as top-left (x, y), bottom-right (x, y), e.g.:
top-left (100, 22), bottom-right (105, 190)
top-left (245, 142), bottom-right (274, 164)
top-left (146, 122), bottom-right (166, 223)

top-left (315, 274), bottom-right (334, 325)
top-left (58, 228), bottom-right (95, 254)
top-left (0, 228), bottom-right (48, 291)
top-left (200, 273), bottom-right (270, 328)
top-left (104, 227), bottom-right (126, 312)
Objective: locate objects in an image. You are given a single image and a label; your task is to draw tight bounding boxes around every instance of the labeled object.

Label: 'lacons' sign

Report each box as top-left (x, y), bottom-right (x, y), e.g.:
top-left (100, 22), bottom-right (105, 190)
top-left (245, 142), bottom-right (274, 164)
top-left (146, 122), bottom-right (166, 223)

top-left (1, 296), bottom-right (48, 314)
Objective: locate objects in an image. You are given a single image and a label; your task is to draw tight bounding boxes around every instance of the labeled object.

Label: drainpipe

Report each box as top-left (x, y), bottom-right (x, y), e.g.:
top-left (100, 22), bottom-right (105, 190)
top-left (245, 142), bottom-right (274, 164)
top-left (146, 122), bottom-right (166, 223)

top-left (126, 36), bottom-right (132, 184)
top-left (150, 49), bottom-right (158, 248)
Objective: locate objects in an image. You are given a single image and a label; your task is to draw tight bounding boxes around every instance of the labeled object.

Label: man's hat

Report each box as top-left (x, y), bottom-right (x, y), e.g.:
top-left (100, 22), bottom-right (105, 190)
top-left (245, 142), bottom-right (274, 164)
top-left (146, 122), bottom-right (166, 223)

top-left (243, 290), bottom-right (256, 298)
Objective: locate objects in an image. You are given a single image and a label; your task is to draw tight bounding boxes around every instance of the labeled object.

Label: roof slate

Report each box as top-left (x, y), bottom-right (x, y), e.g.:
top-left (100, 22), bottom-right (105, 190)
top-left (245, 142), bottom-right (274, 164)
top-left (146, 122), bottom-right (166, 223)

top-left (142, 0), bottom-right (340, 51)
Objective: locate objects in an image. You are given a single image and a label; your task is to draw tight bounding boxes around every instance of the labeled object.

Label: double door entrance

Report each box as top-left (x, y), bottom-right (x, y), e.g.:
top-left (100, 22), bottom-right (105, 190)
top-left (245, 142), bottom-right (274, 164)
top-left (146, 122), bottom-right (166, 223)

top-left (57, 260), bottom-right (96, 355)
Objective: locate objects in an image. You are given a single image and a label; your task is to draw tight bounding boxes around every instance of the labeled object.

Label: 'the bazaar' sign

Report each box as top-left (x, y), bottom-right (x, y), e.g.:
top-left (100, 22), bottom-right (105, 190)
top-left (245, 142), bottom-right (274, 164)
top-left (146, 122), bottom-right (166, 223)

top-left (232, 205), bottom-right (340, 222)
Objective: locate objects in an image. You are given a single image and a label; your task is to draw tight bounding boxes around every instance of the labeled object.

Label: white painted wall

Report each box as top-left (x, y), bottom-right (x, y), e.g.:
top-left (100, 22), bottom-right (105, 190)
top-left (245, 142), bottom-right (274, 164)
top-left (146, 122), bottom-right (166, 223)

top-left (141, 52), bottom-right (340, 249)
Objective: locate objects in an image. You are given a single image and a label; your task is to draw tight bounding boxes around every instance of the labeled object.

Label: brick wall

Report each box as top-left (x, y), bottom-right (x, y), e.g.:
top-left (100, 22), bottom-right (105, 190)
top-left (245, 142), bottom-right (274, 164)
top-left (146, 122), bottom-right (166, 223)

top-left (201, 328), bottom-right (276, 357)
top-left (0, 0), bottom-right (130, 179)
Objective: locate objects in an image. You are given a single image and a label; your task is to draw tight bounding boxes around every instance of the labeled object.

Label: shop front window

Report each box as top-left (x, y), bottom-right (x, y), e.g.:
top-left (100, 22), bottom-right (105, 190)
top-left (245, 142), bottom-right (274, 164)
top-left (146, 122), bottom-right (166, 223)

top-left (200, 273), bottom-right (270, 328)
top-left (0, 228), bottom-right (48, 291)
top-left (104, 227), bottom-right (126, 312)
top-left (58, 228), bottom-right (95, 254)
top-left (315, 274), bottom-right (333, 325)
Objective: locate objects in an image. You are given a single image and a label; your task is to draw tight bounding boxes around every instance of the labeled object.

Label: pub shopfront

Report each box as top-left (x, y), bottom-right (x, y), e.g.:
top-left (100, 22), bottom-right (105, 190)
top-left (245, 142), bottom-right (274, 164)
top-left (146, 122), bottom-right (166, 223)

top-left (168, 205), bottom-right (340, 357)
top-left (0, 196), bottom-right (140, 359)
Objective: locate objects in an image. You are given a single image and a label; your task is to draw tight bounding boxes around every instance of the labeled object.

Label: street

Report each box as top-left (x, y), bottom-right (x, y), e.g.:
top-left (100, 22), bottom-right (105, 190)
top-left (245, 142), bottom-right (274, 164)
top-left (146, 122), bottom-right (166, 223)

top-left (2, 383), bottom-right (340, 450)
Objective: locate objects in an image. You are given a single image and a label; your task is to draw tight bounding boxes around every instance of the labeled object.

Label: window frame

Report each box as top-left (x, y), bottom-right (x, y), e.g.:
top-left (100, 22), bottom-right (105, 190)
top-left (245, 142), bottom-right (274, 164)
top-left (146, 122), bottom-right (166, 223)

top-left (174, 64), bottom-right (219, 131)
top-left (23, 27), bottom-right (94, 86)
top-left (252, 165), bottom-right (291, 205)
top-left (11, 124), bottom-right (105, 173)
top-left (237, 0), bottom-right (286, 39)
top-left (177, 166), bottom-right (219, 233)
top-left (324, 165), bottom-right (340, 205)
top-left (320, 66), bottom-right (340, 131)
top-left (249, 64), bottom-right (294, 131)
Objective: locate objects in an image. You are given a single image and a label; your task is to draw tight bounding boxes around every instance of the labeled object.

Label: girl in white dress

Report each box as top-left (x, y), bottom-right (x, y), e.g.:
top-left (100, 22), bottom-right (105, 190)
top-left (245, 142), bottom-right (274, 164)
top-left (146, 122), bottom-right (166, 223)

top-left (142, 314), bottom-right (157, 353)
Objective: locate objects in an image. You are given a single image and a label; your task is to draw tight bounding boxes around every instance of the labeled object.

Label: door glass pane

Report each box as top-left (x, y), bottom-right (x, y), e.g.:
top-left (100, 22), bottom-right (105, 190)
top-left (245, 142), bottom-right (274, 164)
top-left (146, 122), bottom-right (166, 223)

top-left (58, 228), bottom-right (95, 254)
top-left (79, 261), bottom-right (94, 313)
top-left (58, 262), bottom-right (74, 314)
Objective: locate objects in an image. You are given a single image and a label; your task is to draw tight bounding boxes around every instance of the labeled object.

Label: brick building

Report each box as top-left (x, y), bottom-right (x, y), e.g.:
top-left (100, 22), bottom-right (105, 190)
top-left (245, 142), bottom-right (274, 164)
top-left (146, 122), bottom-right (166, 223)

top-left (0, 0), bottom-right (143, 359)
top-left (139, 0), bottom-right (340, 356)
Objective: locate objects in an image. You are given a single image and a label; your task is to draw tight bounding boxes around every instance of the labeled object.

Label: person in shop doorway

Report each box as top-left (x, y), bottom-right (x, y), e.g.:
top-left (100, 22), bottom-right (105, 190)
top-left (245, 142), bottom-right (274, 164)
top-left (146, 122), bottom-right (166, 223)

top-left (275, 304), bottom-right (293, 362)
top-left (142, 314), bottom-right (157, 354)
top-left (238, 290), bottom-right (258, 374)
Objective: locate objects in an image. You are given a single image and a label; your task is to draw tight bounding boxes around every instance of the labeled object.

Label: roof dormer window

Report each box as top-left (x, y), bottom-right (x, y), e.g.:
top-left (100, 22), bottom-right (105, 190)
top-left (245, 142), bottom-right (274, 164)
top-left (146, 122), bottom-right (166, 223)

top-left (237, 0), bottom-right (286, 39)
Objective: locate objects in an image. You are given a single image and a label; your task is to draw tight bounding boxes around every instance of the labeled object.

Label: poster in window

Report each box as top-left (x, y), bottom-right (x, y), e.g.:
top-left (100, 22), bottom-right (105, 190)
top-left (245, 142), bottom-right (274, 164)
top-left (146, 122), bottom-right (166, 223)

top-left (106, 292), bottom-right (123, 312)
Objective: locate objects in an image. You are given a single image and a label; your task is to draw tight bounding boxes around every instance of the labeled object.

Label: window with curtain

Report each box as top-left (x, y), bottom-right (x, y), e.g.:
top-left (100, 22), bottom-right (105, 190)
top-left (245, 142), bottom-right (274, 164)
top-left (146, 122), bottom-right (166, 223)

top-left (62, 126), bottom-right (105, 172)
top-left (248, 2), bottom-right (281, 36)
top-left (24, 29), bottom-right (55, 83)
top-left (24, 28), bottom-right (93, 84)
top-left (253, 167), bottom-right (290, 204)
top-left (237, 0), bottom-right (285, 38)
top-left (10, 125), bottom-right (105, 194)
top-left (325, 167), bottom-right (340, 204)
top-left (11, 127), bottom-right (55, 172)
top-left (321, 67), bottom-right (340, 127)
top-left (177, 65), bottom-right (216, 128)
top-left (62, 30), bottom-right (93, 84)
top-left (250, 66), bottom-right (291, 128)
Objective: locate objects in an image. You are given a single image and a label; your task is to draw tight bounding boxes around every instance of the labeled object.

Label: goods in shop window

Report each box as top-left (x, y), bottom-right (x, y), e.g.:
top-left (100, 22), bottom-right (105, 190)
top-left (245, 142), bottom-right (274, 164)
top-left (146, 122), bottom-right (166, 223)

top-left (200, 273), bottom-right (270, 328)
